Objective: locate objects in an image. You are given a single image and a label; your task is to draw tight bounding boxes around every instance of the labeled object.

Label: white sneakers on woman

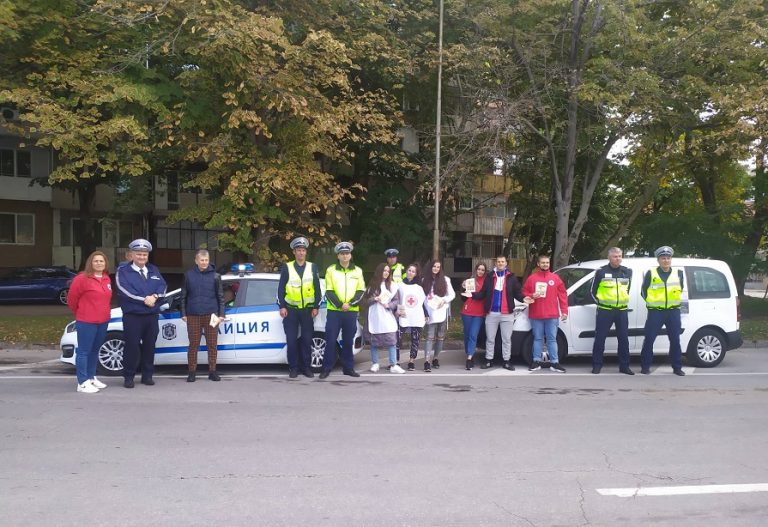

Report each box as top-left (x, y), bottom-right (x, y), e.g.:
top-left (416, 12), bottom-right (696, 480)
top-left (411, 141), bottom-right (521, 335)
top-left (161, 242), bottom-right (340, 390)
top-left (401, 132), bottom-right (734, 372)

top-left (76, 378), bottom-right (107, 393)
top-left (76, 380), bottom-right (99, 394)
top-left (389, 364), bottom-right (406, 374)
top-left (370, 363), bottom-right (380, 373)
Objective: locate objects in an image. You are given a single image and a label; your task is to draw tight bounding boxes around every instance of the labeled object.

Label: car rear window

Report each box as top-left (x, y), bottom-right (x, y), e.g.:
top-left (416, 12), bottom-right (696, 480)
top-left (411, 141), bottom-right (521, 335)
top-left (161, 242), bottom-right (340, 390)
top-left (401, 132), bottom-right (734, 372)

top-left (686, 266), bottom-right (731, 299)
top-left (242, 279), bottom-right (278, 306)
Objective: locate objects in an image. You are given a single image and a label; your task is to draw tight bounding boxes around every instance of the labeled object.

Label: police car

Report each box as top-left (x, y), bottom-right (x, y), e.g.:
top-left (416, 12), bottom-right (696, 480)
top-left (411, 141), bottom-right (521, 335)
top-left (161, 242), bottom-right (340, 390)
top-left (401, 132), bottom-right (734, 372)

top-left (510, 258), bottom-right (743, 367)
top-left (59, 265), bottom-right (363, 375)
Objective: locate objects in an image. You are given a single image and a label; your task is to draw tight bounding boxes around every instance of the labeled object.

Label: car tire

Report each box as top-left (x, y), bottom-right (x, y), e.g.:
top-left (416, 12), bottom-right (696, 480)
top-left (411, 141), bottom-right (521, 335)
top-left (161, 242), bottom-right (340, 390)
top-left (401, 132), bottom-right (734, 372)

top-left (97, 331), bottom-right (126, 376)
top-left (686, 328), bottom-right (726, 368)
top-left (521, 331), bottom-right (568, 366)
top-left (58, 288), bottom-right (69, 305)
top-left (309, 332), bottom-right (328, 372)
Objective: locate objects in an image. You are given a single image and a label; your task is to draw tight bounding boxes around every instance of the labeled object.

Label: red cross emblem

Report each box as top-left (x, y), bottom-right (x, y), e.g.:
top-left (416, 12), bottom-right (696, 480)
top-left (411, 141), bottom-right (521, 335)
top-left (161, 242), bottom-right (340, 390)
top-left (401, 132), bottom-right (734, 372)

top-left (405, 294), bottom-right (417, 307)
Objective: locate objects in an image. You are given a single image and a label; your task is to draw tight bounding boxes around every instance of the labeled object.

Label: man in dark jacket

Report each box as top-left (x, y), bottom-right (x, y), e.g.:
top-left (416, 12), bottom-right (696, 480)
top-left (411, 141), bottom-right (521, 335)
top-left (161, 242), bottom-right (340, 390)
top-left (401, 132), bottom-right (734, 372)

top-left (116, 238), bottom-right (167, 388)
top-left (471, 255), bottom-right (525, 370)
top-left (181, 249), bottom-right (225, 382)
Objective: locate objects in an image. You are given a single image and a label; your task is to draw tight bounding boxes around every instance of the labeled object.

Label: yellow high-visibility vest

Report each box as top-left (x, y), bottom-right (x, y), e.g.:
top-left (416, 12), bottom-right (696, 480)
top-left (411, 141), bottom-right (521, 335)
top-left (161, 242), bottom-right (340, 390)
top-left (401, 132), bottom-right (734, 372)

top-left (284, 261), bottom-right (316, 308)
top-left (645, 267), bottom-right (682, 309)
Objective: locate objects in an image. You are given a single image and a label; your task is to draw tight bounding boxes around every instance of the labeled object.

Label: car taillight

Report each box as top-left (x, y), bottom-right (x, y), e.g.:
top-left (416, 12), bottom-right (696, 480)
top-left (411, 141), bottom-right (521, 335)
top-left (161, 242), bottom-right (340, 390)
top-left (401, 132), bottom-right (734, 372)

top-left (736, 296), bottom-right (741, 322)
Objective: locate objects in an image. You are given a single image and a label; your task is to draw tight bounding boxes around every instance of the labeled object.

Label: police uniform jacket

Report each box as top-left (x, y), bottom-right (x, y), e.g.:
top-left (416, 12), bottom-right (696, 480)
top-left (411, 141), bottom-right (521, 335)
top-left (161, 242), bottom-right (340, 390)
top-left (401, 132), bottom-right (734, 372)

top-left (116, 262), bottom-right (167, 315)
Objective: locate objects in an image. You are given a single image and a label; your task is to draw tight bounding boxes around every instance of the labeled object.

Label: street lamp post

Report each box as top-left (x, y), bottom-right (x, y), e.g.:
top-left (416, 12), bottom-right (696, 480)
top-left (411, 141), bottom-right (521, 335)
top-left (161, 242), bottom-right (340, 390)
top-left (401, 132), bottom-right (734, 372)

top-left (432, 0), bottom-right (444, 262)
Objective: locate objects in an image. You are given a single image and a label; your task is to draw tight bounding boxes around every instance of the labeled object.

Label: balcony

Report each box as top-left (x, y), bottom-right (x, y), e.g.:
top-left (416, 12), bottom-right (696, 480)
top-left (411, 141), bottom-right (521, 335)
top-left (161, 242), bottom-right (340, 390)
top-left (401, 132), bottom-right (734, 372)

top-left (473, 216), bottom-right (505, 236)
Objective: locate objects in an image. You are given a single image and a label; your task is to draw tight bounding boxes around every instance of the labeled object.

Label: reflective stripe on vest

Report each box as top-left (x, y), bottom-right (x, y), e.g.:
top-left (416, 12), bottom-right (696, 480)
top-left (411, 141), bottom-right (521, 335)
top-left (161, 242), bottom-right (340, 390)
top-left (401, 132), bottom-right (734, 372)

top-left (390, 263), bottom-right (405, 283)
top-left (325, 265), bottom-right (365, 312)
top-left (596, 276), bottom-right (630, 309)
top-left (285, 261), bottom-right (315, 308)
top-left (645, 268), bottom-right (682, 309)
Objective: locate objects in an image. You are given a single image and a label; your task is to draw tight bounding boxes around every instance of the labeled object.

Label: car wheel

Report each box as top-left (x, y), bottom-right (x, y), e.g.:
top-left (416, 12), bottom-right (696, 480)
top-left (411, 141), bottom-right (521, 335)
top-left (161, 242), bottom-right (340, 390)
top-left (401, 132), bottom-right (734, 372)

top-left (310, 332), bottom-right (328, 372)
top-left (686, 328), bottom-right (726, 367)
top-left (521, 331), bottom-right (568, 366)
top-left (58, 288), bottom-right (69, 305)
top-left (97, 331), bottom-right (125, 376)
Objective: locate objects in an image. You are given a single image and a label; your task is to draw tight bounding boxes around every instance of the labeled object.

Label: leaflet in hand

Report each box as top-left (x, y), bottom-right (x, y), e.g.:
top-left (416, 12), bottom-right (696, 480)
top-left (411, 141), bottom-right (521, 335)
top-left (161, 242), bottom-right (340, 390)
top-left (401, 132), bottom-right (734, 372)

top-left (427, 296), bottom-right (443, 310)
top-left (463, 279), bottom-right (476, 293)
top-left (210, 314), bottom-right (222, 327)
top-left (535, 282), bottom-right (548, 297)
top-left (378, 289), bottom-right (393, 305)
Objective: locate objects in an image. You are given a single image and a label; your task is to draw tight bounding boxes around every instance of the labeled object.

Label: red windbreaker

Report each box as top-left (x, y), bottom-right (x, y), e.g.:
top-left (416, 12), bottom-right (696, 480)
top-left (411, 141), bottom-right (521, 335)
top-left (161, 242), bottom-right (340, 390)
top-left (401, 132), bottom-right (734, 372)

top-left (67, 273), bottom-right (113, 324)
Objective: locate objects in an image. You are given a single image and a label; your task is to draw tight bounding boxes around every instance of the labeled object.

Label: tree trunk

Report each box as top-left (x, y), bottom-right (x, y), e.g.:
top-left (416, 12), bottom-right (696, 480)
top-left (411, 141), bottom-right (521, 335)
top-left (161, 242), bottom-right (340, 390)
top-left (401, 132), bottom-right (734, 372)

top-left (734, 138), bottom-right (768, 295)
top-left (76, 183), bottom-right (98, 271)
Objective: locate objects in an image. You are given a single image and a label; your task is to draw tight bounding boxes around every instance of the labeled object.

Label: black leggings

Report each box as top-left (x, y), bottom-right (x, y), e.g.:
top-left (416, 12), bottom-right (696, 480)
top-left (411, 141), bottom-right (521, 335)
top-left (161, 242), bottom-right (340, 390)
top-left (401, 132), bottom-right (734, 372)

top-left (399, 326), bottom-right (422, 360)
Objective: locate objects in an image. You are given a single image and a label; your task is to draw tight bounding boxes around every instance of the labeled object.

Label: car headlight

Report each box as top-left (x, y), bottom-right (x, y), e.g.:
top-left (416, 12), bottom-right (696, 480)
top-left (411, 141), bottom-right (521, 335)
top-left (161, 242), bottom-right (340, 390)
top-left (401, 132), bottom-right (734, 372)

top-left (65, 321), bottom-right (76, 333)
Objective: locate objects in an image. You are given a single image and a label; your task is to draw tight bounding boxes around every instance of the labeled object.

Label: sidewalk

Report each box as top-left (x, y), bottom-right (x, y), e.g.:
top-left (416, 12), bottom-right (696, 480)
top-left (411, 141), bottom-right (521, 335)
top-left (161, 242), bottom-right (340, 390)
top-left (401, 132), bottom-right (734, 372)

top-left (0, 345), bottom-right (60, 365)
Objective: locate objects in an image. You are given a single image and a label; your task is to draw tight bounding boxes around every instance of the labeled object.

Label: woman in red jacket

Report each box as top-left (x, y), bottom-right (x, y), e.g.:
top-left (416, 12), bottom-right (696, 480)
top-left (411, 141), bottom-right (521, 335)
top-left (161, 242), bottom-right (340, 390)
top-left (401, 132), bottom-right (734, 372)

top-left (67, 251), bottom-right (113, 393)
top-left (460, 261), bottom-right (488, 370)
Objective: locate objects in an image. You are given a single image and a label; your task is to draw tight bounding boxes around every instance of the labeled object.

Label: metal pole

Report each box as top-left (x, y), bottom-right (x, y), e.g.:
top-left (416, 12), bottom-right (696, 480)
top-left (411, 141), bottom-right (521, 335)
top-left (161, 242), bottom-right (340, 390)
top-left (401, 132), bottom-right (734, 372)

top-left (432, 0), bottom-right (444, 261)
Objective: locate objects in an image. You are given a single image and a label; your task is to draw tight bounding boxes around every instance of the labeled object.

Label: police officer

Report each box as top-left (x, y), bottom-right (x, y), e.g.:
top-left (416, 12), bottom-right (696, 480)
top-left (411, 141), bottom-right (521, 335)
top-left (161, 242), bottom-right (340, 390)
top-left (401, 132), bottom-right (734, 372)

top-left (385, 248), bottom-right (405, 362)
top-left (640, 246), bottom-right (686, 376)
top-left (115, 239), bottom-right (167, 388)
top-left (278, 237), bottom-right (321, 379)
top-left (320, 241), bottom-right (365, 379)
top-left (590, 247), bottom-right (634, 375)
top-left (385, 248), bottom-right (405, 283)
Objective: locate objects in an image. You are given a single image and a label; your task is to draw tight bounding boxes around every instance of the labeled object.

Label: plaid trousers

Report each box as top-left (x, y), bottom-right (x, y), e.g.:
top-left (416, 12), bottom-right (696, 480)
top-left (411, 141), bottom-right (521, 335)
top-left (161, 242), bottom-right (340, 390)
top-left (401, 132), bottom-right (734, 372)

top-left (186, 314), bottom-right (219, 371)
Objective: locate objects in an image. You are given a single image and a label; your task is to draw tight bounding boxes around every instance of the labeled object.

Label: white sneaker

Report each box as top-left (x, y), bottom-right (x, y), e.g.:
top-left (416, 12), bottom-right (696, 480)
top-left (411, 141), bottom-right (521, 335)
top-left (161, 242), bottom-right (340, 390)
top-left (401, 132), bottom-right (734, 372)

top-left (370, 363), bottom-right (380, 373)
top-left (77, 381), bottom-right (99, 394)
top-left (90, 377), bottom-right (107, 389)
top-left (390, 364), bottom-right (406, 374)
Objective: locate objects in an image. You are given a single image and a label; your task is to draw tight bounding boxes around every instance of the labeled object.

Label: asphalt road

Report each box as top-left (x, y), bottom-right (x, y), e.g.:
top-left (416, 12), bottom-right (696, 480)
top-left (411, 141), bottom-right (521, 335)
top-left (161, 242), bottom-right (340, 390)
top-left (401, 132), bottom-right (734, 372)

top-left (1, 348), bottom-right (767, 527)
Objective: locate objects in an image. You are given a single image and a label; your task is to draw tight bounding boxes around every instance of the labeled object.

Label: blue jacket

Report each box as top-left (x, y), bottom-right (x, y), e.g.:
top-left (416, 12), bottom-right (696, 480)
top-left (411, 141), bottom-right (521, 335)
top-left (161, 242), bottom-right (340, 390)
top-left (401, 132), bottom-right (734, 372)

top-left (116, 262), bottom-right (167, 315)
top-left (180, 264), bottom-right (224, 316)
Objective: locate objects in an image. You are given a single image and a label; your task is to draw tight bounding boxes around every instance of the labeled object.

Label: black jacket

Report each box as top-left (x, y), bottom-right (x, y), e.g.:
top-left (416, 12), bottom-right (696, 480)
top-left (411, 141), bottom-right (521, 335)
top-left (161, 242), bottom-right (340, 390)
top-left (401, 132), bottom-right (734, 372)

top-left (180, 265), bottom-right (225, 317)
top-left (471, 270), bottom-right (524, 314)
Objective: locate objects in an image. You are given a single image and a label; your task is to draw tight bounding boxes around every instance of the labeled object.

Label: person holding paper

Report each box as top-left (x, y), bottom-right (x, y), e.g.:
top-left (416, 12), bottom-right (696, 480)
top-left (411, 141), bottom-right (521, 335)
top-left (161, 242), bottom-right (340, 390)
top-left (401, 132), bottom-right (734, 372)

top-left (181, 249), bottom-right (225, 382)
top-left (363, 264), bottom-right (404, 373)
top-left (398, 263), bottom-right (427, 371)
top-left (471, 255), bottom-right (526, 370)
top-left (421, 260), bottom-right (455, 372)
top-left (278, 237), bottom-right (322, 379)
top-left (522, 255), bottom-right (568, 373)
top-left (116, 238), bottom-right (167, 388)
top-left (460, 261), bottom-right (488, 370)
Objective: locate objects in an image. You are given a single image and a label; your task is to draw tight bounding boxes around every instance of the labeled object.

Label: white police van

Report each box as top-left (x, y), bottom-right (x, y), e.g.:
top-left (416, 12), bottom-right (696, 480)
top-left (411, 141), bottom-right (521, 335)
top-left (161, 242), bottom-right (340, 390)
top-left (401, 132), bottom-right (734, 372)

top-left (511, 258), bottom-right (743, 367)
top-left (59, 265), bottom-right (363, 375)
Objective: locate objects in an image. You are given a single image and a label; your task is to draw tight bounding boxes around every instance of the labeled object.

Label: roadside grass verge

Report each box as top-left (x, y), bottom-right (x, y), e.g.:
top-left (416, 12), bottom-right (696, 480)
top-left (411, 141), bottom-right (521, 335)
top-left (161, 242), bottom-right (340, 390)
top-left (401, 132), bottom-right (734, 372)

top-left (0, 315), bottom-right (72, 346)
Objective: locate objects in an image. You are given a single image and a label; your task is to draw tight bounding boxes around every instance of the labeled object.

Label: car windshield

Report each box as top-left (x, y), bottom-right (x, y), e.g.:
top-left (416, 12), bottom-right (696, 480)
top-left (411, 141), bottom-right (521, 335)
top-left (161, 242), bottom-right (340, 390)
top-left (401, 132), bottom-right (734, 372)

top-left (556, 267), bottom-right (595, 289)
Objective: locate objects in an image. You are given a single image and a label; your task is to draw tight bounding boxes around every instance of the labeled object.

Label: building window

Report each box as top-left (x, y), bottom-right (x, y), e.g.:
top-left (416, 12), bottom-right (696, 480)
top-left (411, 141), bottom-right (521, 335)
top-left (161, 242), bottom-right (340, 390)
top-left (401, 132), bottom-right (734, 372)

top-left (0, 149), bottom-right (31, 177)
top-left (0, 212), bottom-right (34, 244)
top-left (155, 220), bottom-right (219, 250)
top-left (166, 173), bottom-right (179, 210)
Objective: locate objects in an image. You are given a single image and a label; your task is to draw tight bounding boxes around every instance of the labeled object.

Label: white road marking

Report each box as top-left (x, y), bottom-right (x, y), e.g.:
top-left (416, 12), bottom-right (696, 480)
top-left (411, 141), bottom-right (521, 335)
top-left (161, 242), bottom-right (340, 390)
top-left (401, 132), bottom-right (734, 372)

top-left (597, 483), bottom-right (768, 497)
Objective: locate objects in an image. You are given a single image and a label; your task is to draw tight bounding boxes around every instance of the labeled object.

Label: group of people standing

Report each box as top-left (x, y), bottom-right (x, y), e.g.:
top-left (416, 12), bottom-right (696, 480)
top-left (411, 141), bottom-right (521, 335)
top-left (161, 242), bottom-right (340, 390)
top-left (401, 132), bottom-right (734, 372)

top-left (67, 235), bottom-right (687, 393)
top-left (459, 254), bottom-right (569, 372)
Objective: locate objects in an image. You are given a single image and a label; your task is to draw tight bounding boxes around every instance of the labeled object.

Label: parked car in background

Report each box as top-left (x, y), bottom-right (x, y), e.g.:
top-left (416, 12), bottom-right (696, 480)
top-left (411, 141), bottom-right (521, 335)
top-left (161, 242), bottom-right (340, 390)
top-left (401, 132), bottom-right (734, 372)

top-left (511, 258), bottom-right (743, 368)
top-left (60, 266), bottom-right (363, 375)
top-left (0, 266), bottom-right (77, 305)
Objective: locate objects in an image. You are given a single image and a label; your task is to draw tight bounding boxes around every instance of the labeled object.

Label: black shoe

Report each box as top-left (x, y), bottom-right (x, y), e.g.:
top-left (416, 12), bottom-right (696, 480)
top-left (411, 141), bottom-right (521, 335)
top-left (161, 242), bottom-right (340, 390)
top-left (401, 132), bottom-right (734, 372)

top-left (319, 370), bottom-right (330, 379)
top-left (424, 361), bottom-right (432, 372)
top-left (673, 368), bottom-right (686, 376)
top-left (503, 361), bottom-right (515, 371)
top-left (550, 363), bottom-right (566, 373)
top-left (187, 373), bottom-right (196, 382)
top-left (407, 362), bottom-right (415, 371)
top-left (640, 368), bottom-right (650, 375)
top-left (141, 378), bottom-right (155, 386)
top-left (465, 359), bottom-right (473, 370)
top-left (619, 367), bottom-right (635, 376)
top-left (208, 372), bottom-right (221, 381)
top-left (432, 358), bottom-right (440, 369)
top-left (591, 366), bottom-right (601, 374)
top-left (480, 361), bottom-right (493, 369)
top-left (288, 369), bottom-right (299, 379)
top-left (343, 369), bottom-right (360, 378)
top-left (303, 370), bottom-right (315, 378)
top-left (529, 361), bottom-right (541, 371)
top-left (123, 378), bottom-right (135, 388)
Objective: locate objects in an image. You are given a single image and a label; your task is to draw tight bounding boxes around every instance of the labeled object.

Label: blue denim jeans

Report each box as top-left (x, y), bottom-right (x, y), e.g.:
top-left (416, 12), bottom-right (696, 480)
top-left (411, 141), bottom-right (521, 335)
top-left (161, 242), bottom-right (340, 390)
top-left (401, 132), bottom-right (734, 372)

top-left (461, 314), bottom-right (484, 357)
top-left (75, 321), bottom-right (108, 384)
top-left (530, 317), bottom-right (559, 364)
top-left (370, 344), bottom-right (397, 366)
